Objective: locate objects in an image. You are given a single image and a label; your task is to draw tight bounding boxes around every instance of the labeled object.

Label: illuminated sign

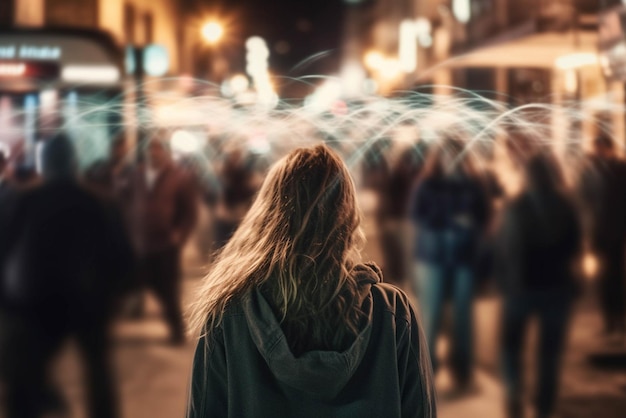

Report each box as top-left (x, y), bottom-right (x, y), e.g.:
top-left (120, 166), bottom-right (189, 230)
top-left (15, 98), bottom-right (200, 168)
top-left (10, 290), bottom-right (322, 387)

top-left (0, 63), bottom-right (26, 76)
top-left (0, 61), bottom-right (60, 80)
top-left (0, 45), bottom-right (62, 60)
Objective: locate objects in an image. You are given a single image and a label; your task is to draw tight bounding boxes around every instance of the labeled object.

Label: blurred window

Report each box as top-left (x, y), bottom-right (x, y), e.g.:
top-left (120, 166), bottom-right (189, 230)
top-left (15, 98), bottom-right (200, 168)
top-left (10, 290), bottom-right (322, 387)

top-left (46, 0), bottom-right (97, 27)
top-left (507, 0), bottom-right (540, 26)
top-left (124, 3), bottom-right (136, 45)
top-left (0, 0), bottom-right (15, 26)
top-left (143, 12), bottom-right (154, 45)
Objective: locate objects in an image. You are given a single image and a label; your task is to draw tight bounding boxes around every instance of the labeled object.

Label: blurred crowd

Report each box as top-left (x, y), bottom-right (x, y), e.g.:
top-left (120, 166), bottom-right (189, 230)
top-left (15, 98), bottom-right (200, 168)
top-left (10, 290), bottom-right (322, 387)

top-left (0, 126), bottom-right (625, 418)
top-left (364, 131), bottom-right (626, 418)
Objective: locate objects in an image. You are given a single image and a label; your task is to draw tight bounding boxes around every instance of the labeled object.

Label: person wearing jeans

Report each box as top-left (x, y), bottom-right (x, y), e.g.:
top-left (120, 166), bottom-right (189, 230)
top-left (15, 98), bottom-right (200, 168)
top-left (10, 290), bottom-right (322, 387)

top-left (409, 137), bottom-right (490, 389)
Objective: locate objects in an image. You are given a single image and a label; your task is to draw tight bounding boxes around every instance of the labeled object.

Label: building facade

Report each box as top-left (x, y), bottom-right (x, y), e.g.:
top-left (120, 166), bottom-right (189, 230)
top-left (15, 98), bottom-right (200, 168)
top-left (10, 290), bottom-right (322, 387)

top-left (359, 0), bottom-right (620, 149)
top-left (2, 0), bottom-right (185, 75)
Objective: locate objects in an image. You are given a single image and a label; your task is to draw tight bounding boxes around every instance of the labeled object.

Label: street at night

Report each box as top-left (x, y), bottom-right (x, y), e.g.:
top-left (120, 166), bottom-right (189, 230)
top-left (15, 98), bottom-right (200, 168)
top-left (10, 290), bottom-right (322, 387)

top-left (2, 0), bottom-right (626, 417)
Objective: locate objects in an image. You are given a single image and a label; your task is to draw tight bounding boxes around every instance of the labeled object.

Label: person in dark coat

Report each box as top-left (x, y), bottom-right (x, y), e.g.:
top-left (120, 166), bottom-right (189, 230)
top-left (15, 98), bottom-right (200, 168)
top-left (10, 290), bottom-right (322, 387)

top-left (0, 149), bottom-right (9, 197)
top-left (128, 137), bottom-right (198, 344)
top-left (84, 134), bottom-right (133, 202)
top-left (212, 147), bottom-right (262, 251)
top-left (409, 137), bottom-right (490, 389)
top-left (0, 134), bottom-right (134, 418)
top-left (0, 149), bottom-right (15, 220)
top-left (497, 152), bottom-right (582, 418)
top-left (187, 145), bottom-right (436, 418)
top-left (577, 135), bottom-right (626, 338)
top-left (376, 143), bottom-right (427, 286)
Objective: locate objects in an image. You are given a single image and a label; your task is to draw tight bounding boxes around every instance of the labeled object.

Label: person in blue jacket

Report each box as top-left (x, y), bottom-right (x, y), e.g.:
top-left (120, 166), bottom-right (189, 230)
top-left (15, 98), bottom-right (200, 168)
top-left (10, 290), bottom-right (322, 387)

top-left (187, 144), bottom-right (436, 418)
top-left (409, 137), bottom-right (490, 390)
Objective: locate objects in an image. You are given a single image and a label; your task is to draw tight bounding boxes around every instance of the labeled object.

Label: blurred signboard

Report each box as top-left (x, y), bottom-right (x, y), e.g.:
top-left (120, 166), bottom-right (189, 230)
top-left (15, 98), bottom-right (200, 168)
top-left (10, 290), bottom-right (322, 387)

top-left (0, 61), bottom-right (60, 81)
top-left (0, 29), bottom-right (123, 91)
top-left (599, 4), bottom-right (626, 81)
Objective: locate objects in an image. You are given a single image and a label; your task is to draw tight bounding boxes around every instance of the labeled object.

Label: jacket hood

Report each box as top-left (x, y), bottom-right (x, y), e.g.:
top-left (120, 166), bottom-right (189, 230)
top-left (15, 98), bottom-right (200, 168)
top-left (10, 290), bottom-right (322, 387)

top-left (243, 263), bottom-right (381, 401)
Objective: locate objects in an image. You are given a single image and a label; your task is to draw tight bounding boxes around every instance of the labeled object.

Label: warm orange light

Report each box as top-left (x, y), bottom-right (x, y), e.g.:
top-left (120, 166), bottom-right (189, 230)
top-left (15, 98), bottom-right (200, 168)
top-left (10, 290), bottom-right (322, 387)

top-left (201, 21), bottom-right (224, 44)
top-left (364, 50), bottom-right (384, 71)
top-left (583, 253), bottom-right (599, 280)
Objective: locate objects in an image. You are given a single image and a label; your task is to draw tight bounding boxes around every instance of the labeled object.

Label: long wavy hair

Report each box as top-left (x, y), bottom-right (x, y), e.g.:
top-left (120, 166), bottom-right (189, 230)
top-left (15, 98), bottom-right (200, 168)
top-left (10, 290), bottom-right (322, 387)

top-left (188, 145), bottom-right (366, 354)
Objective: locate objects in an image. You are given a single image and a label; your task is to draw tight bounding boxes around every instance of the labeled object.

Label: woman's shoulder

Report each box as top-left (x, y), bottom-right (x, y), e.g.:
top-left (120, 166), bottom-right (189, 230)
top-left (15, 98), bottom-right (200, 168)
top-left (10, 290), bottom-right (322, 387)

top-left (370, 281), bottom-right (415, 324)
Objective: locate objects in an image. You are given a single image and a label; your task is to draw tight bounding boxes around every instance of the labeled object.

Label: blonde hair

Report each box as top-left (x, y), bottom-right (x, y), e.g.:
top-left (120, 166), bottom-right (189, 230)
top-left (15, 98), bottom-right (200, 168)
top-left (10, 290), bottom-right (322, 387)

top-left (188, 145), bottom-right (366, 354)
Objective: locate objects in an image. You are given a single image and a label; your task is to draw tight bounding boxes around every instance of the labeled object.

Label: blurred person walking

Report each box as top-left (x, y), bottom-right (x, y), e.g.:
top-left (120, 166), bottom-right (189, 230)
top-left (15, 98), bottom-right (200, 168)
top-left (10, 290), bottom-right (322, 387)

top-left (497, 152), bottom-right (582, 418)
top-left (129, 137), bottom-right (198, 344)
top-left (376, 143), bottom-right (427, 286)
top-left (577, 135), bottom-right (626, 339)
top-left (0, 149), bottom-right (16, 250)
top-left (0, 134), bottom-right (133, 418)
top-left (187, 145), bottom-right (436, 418)
top-left (0, 149), bottom-right (9, 198)
top-left (213, 147), bottom-right (262, 251)
top-left (409, 137), bottom-right (490, 390)
top-left (84, 134), bottom-right (133, 202)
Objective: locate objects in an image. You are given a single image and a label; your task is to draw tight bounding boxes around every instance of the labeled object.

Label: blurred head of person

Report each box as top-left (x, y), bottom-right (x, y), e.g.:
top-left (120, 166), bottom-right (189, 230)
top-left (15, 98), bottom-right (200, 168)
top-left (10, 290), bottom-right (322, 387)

top-left (40, 133), bottom-right (77, 182)
top-left (147, 136), bottom-right (172, 171)
top-left (189, 145), bottom-right (366, 353)
top-left (524, 151), bottom-right (564, 196)
top-left (593, 134), bottom-right (616, 160)
top-left (421, 136), bottom-right (475, 180)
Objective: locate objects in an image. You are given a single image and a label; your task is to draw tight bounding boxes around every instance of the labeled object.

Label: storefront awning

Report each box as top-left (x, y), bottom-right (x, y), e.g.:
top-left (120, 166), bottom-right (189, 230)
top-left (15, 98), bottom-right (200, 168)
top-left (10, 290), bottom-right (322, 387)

top-left (446, 30), bottom-right (599, 69)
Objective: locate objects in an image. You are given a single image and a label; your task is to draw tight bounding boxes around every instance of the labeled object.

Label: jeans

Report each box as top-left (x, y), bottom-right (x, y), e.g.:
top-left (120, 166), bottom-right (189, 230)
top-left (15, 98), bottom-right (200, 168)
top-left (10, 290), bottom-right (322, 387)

top-left (501, 291), bottom-right (571, 418)
top-left (413, 262), bottom-right (474, 384)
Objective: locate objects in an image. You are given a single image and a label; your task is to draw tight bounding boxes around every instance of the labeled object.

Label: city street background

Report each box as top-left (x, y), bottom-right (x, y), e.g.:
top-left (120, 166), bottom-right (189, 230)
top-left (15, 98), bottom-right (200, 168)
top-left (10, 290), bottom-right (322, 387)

top-left (44, 190), bottom-right (626, 418)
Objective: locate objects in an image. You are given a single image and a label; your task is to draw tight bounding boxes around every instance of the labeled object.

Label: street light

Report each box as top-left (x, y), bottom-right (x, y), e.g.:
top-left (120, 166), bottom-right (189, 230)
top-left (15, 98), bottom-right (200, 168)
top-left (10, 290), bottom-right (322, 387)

top-left (201, 21), bottom-right (224, 45)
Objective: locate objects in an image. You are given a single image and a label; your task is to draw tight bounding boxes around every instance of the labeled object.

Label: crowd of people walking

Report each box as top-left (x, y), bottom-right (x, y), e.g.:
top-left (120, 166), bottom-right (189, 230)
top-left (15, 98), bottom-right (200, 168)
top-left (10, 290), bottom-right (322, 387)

top-left (0, 126), bottom-right (624, 418)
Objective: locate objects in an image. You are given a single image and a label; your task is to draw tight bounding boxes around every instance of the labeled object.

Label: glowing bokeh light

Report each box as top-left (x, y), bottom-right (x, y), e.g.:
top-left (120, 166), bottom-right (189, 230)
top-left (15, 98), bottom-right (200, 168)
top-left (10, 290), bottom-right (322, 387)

top-left (143, 44), bottom-right (169, 77)
top-left (555, 53), bottom-right (599, 70)
top-left (230, 74), bottom-right (250, 94)
top-left (171, 130), bottom-right (203, 154)
top-left (453, 0), bottom-right (471, 23)
top-left (201, 21), bottom-right (224, 44)
top-left (364, 50), bottom-right (384, 71)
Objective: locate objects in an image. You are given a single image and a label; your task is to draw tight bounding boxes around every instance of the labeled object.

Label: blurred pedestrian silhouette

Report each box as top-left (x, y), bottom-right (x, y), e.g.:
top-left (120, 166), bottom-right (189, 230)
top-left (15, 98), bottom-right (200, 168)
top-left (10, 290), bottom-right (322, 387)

top-left (376, 143), bottom-right (427, 286)
top-left (0, 134), bottom-right (134, 418)
top-left (0, 149), bottom-right (16, 250)
top-left (84, 134), bottom-right (133, 203)
top-left (577, 135), bottom-right (626, 339)
top-left (0, 149), bottom-right (14, 208)
top-left (128, 136), bottom-right (198, 344)
top-left (213, 147), bottom-right (262, 251)
top-left (409, 137), bottom-right (490, 390)
top-left (187, 145), bottom-right (436, 418)
top-left (497, 151), bottom-right (582, 418)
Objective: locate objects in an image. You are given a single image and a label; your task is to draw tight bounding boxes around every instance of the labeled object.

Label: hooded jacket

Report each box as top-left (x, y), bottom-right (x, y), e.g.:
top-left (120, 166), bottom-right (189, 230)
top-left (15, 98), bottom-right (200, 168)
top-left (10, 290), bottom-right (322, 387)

top-left (187, 264), bottom-right (436, 418)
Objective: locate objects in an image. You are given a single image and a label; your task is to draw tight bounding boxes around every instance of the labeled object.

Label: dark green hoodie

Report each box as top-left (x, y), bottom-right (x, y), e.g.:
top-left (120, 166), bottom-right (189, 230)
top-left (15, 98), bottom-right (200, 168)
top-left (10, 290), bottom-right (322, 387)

top-left (187, 263), bottom-right (436, 418)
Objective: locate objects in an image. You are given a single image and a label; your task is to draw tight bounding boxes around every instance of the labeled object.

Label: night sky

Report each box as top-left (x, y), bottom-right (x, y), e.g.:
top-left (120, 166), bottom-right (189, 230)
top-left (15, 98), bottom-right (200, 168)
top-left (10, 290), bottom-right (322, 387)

top-left (196, 0), bottom-right (348, 95)
top-left (242, 0), bottom-right (346, 73)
